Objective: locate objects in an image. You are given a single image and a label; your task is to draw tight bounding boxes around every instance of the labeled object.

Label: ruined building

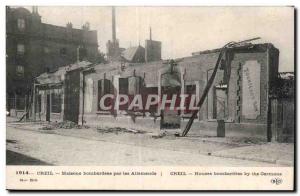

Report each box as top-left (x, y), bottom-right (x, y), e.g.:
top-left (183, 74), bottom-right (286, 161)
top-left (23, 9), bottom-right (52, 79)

top-left (31, 7), bottom-right (293, 142)
top-left (33, 42), bottom-right (283, 141)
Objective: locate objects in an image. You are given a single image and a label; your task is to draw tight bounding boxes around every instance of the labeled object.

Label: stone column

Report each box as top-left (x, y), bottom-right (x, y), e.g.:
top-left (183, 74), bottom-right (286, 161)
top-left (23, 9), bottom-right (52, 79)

top-left (195, 80), bottom-right (200, 120)
top-left (180, 67), bottom-right (186, 116)
top-left (113, 74), bottom-right (120, 114)
top-left (61, 82), bottom-right (65, 122)
top-left (78, 72), bottom-right (84, 124)
top-left (157, 70), bottom-right (161, 116)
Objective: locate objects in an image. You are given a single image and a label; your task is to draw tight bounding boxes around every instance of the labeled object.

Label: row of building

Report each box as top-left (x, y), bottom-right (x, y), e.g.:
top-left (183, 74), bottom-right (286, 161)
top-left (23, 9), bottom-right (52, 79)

top-left (6, 6), bottom-right (162, 112)
top-left (7, 6), bottom-right (294, 142)
top-left (32, 42), bottom-right (294, 142)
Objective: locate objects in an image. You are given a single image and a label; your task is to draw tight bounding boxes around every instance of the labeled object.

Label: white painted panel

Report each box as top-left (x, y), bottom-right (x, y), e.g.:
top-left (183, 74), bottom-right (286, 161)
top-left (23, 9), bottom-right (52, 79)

top-left (84, 78), bottom-right (93, 113)
top-left (242, 60), bottom-right (261, 119)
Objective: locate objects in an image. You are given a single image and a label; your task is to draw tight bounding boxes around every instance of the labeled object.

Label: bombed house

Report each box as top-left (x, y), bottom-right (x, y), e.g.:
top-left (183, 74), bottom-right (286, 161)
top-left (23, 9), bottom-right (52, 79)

top-left (31, 7), bottom-right (294, 142)
top-left (33, 41), bottom-right (283, 141)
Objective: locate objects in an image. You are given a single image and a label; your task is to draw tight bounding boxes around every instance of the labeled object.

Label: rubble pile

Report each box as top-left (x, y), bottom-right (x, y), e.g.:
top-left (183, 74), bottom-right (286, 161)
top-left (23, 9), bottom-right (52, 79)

top-left (230, 137), bottom-right (266, 145)
top-left (40, 125), bottom-right (54, 130)
top-left (96, 127), bottom-right (145, 134)
top-left (39, 121), bottom-right (90, 130)
top-left (55, 121), bottom-right (81, 129)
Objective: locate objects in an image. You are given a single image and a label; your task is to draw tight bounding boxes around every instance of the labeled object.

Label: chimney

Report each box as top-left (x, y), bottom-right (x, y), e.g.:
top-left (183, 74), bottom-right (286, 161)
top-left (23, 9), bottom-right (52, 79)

top-left (66, 22), bottom-right (73, 29)
top-left (32, 6), bottom-right (38, 14)
top-left (112, 7), bottom-right (116, 43)
top-left (145, 28), bottom-right (162, 62)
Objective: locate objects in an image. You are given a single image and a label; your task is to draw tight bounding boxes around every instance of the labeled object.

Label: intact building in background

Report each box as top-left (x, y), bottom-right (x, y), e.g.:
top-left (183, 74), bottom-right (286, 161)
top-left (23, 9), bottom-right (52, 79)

top-left (106, 7), bottom-right (162, 63)
top-left (145, 28), bottom-right (161, 62)
top-left (6, 6), bottom-right (98, 112)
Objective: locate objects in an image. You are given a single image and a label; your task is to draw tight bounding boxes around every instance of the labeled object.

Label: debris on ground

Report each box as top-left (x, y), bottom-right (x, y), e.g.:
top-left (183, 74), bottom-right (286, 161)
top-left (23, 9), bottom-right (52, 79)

top-left (174, 132), bottom-right (181, 137)
top-left (198, 134), bottom-right (266, 145)
top-left (39, 121), bottom-right (90, 130)
top-left (38, 125), bottom-right (56, 134)
top-left (96, 127), bottom-right (145, 134)
top-left (54, 121), bottom-right (90, 129)
top-left (152, 132), bottom-right (166, 139)
top-left (151, 131), bottom-right (183, 139)
top-left (231, 137), bottom-right (266, 145)
top-left (40, 125), bottom-right (54, 130)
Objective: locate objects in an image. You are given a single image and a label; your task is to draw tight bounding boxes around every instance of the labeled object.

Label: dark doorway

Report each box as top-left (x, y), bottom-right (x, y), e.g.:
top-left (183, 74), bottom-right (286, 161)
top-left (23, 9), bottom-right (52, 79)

top-left (160, 70), bottom-right (181, 129)
top-left (64, 70), bottom-right (80, 123)
top-left (161, 85), bottom-right (181, 129)
top-left (46, 94), bottom-right (50, 121)
top-left (214, 87), bottom-right (228, 119)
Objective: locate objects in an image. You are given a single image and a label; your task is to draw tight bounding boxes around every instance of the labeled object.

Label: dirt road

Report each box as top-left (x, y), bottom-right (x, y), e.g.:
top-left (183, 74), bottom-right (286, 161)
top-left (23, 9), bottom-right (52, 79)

top-left (6, 126), bottom-right (278, 166)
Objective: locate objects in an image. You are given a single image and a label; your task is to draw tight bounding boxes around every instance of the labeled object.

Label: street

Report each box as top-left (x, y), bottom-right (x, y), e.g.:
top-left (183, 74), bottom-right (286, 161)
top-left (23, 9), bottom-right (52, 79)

top-left (6, 126), bottom-right (279, 166)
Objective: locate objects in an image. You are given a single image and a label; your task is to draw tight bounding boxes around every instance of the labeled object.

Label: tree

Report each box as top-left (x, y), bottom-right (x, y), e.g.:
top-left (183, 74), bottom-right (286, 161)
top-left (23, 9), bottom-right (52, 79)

top-left (270, 73), bottom-right (294, 98)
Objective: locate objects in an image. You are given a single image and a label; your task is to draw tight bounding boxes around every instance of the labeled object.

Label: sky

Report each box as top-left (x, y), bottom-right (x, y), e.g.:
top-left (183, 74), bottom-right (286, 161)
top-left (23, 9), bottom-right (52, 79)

top-left (25, 6), bottom-right (294, 71)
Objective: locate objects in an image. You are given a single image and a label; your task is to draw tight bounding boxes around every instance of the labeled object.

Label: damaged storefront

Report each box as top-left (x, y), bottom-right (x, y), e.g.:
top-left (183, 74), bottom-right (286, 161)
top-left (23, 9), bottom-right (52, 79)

top-left (33, 43), bottom-right (280, 141)
top-left (33, 61), bottom-right (92, 123)
top-left (78, 43), bottom-right (279, 141)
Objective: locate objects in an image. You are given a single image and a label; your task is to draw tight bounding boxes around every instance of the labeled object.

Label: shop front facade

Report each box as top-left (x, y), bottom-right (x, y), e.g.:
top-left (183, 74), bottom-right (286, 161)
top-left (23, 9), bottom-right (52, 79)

top-left (79, 43), bottom-right (279, 140)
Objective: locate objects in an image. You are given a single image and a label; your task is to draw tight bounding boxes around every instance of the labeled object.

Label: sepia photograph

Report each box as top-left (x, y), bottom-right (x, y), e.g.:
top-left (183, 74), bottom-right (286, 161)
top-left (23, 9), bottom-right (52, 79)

top-left (5, 5), bottom-right (295, 190)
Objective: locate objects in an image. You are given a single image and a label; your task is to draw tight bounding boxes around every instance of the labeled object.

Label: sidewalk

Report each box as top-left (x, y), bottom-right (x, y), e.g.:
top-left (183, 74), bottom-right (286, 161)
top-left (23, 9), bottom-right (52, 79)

top-left (6, 119), bottom-right (294, 166)
top-left (212, 143), bottom-right (294, 166)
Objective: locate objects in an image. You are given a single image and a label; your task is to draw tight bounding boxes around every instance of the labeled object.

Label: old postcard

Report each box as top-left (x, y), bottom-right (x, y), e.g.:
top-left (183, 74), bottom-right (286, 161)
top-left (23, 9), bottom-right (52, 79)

top-left (6, 6), bottom-right (295, 190)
